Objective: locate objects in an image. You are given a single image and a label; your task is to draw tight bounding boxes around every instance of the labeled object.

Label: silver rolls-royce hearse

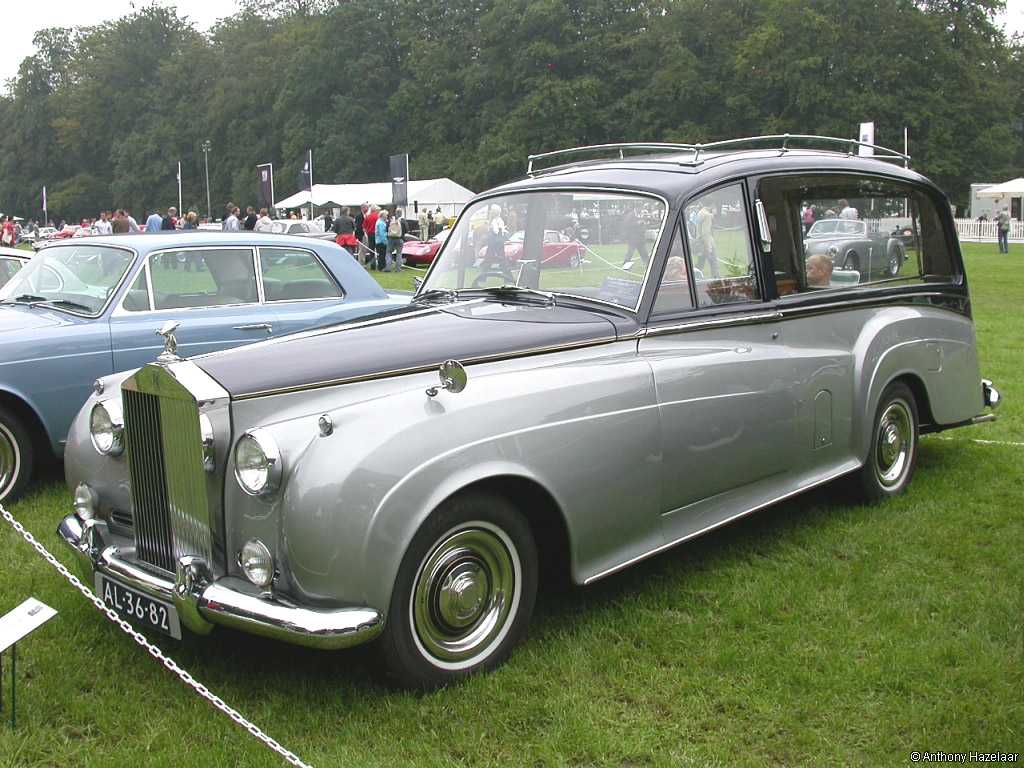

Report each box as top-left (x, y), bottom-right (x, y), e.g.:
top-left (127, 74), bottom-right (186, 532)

top-left (60, 135), bottom-right (1000, 688)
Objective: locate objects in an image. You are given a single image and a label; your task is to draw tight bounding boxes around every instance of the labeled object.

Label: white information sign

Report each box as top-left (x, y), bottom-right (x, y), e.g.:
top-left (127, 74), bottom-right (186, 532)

top-left (0, 598), bottom-right (57, 653)
top-left (858, 121), bottom-right (875, 156)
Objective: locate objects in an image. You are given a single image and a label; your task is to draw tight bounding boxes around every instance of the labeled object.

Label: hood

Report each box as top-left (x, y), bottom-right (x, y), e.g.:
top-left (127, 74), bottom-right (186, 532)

top-left (195, 299), bottom-right (620, 398)
top-left (0, 304), bottom-right (71, 334)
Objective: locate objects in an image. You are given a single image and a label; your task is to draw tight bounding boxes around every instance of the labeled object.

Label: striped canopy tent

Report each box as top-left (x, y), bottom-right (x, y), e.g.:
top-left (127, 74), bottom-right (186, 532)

top-left (275, 178), bottom-right (475, 218)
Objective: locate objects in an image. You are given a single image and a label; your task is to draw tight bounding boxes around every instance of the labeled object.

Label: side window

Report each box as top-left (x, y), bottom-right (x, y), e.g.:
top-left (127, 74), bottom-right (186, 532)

top-left (149, 249), bottom-right (258, 309)
top-left (683, 184), bottom-right (759, 307)
top-left (259, 248), bottom-right (343, 301)
top-left (0, 258), bottom-right (22, 287)
top-left (122, 270), bottom-right (152, 311)
top-left (651, 224), bottom-right (695, 315)
top-left (758, 174), bottom-right (957, 296)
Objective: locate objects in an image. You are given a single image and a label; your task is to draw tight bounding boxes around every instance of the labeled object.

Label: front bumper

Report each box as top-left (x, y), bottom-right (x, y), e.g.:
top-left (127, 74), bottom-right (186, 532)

top-left (58, 514), bottom-right (383, 650)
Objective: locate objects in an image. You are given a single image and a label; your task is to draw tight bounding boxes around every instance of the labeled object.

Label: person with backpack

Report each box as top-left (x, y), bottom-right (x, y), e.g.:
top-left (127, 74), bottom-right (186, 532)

top-left (387, 207), bottom-right (406, 272)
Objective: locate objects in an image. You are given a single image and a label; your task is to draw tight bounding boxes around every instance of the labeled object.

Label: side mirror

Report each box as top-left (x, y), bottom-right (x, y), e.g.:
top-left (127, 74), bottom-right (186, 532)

top-left (413, 276), bottom-right (424, 291)
top-left (426, 359), bottom-right (467, 398)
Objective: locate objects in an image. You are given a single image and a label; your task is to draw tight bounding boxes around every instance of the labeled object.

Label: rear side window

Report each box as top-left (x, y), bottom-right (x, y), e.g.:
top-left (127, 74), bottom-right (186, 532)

top-left (757, 174), bottom-right (958, 296)
top-left (258, 248), bottom-right (342, 301)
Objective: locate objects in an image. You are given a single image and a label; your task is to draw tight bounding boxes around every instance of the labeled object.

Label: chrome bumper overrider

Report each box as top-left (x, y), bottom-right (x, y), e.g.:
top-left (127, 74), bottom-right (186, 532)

top-left (58, 514), bottom-right (383, 650)
top-left (982, 379), bottom-right (1001, 410)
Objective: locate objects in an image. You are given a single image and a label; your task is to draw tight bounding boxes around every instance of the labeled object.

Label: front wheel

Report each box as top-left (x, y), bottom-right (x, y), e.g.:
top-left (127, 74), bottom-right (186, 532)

top-left (0, 405), bottom-right (34, 504)
top-left (852, 381), bottom-right (918, 503)
top-left (379, 492), bottom-right (538, 689)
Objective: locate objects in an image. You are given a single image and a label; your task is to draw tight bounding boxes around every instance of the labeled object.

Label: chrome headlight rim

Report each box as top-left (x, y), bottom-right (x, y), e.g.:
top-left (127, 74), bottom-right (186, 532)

top-left (238, 538), bottom-right (276, 588)
top-left (89, 399), bottom-right (124, 456)
top-left (233, 429), bottom-right (282, 497)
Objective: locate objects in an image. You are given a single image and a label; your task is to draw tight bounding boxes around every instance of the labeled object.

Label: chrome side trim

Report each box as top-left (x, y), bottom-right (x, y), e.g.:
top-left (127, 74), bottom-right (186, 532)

top-left (58, 514), bottom-right (383, 650)
top-left (582, 463), bottom-right (859, 585)
top-left (233, 334), bottom-right (622, 400)
top-left (642, 310), bottom-right (782, 337)
top-left (775, 288), bottom-right (967, 319)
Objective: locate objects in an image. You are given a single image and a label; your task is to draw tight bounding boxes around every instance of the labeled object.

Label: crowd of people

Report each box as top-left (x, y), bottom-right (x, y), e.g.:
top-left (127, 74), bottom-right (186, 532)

top-left (326, 203), bottom-right (449, 272)
top-left (13, 198), bottom-right (455, 273)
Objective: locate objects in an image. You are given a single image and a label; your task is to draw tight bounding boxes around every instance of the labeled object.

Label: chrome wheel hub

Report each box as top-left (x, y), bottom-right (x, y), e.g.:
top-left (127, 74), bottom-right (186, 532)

top-left (875, 400), bottom-right (913, 488)
top-left (0, 424), bottom-right (18, 499)
top-left (411, 523), bottom-right (520, 668)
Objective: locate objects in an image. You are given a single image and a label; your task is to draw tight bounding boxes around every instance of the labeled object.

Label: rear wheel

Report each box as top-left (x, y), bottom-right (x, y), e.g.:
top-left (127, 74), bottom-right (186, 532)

top-left (853, 381), bottom-right (918, 503)
top-left (379, 492), bottom-right (538, 689)
top-left (0, 405), bottom-right (34, 504)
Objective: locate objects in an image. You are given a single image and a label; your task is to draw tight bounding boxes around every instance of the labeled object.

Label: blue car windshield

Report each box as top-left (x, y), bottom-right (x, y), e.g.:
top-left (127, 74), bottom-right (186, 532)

top-left (0, 245), bottom-right (134, 315)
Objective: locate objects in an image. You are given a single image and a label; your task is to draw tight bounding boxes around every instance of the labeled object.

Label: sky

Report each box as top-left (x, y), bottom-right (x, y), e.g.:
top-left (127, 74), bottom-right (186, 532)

top-left (0, 0), bottom-right (240, 84)
top-left (0, 0), bottom-right (1021, 83)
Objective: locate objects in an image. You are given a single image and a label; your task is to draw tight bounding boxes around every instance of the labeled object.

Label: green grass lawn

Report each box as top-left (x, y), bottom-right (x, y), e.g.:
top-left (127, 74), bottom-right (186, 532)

top-left (0, 243), bottom-right (1020, 767)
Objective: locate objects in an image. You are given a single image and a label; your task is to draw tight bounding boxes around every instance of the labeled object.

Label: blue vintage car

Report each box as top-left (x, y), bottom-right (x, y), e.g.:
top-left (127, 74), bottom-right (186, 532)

top-left (0, 232), bottom-right (406, 501)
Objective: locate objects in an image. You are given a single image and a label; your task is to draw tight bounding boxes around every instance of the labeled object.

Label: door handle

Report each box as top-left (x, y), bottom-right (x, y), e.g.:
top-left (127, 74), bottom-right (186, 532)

top-left (234, 323), bottom-right (273, 334)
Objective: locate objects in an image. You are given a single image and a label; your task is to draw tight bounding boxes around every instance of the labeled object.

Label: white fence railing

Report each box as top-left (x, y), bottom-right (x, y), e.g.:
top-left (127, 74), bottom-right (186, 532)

top-left (954, 218), bottom-right (1023, 242)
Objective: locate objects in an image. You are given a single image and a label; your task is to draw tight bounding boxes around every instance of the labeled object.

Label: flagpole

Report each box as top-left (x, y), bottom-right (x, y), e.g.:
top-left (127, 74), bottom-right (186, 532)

top-left (177, 161), bottom-right (183, 216)
top-left (308, 148), bottom-right (314, 221)
top-left (42, 186), bottom-right (47, 227)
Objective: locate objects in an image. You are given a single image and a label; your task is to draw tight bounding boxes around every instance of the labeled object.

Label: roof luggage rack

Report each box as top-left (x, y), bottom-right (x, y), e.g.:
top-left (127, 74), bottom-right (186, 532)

top-left (526, 134), bottom-right (911, 176)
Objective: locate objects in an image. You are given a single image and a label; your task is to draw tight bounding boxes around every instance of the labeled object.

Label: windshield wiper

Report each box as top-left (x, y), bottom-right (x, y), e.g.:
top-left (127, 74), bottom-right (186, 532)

top-left (473, 285), bottom-right (557, 306)
top-left (413, 288), bottom-right (460, 304)
top-left (40, 299), bottom-right (95, 313)
top-left (0, 294), bottom-right (49, 305)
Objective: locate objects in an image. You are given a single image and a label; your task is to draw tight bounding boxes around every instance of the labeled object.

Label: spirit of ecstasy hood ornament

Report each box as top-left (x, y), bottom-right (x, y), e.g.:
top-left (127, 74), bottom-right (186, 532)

top-left (156, 320), bottom-right (182, 363)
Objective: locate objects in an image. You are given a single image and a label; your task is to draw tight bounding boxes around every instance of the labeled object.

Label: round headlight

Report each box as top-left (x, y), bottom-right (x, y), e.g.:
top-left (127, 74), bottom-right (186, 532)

top-left (233, 430), bottom-right (281, 496)
top-left (90, 400), bottom-right (124, 456)
top-left (827, 245), bottom-right (839, 258)
top-left (239, 539), bottom-right (275, 588)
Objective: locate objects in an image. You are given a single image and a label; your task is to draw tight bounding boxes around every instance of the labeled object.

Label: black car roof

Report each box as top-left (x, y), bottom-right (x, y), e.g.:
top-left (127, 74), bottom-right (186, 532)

top-left (486, 149), bottom-right (936, 206)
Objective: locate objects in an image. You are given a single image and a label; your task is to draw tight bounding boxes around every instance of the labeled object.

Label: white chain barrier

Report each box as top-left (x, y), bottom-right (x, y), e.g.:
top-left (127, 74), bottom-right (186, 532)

top-left (0, 503), bottom-right (313, 768)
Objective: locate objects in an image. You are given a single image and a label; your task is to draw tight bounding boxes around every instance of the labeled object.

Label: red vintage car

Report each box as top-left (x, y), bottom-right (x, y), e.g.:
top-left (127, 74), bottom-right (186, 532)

top-left (479, 229), bottom-right (586, 268)
top-left (401, 228), bottom-right (450, 265)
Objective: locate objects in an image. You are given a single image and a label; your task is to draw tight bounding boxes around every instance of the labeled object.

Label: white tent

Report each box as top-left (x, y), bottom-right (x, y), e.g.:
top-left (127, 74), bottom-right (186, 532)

top-left (275, 178), bottom-right (475, 217)
top-left (976, 178), bottom-right (1024, 198)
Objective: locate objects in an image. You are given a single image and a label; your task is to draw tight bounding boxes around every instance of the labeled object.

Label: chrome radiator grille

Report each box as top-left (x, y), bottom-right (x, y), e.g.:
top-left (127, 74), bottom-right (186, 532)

top-left (122, 382), bottom-right (214, 574)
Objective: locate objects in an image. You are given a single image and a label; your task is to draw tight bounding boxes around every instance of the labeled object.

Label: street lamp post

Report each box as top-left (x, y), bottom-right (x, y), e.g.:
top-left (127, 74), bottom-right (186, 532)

top-left (201, 140), bottom-right (212, 221)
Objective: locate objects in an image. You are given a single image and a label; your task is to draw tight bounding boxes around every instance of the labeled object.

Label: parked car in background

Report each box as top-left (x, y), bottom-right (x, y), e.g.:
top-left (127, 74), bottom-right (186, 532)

top-left (0, 232), bottom-right (407, 502)
top-left (59, 136), bottom-right (999, 690)
top-left (269, 219), bottom-right (324, 236)
top-left (401, 228), bottom-right (450, 265)
top-left (803, 218), bottom-right (906, 279)
top-left (503, 229), bottom-right (586, 267)
top-left (0, 247), bottom-right (29, 288)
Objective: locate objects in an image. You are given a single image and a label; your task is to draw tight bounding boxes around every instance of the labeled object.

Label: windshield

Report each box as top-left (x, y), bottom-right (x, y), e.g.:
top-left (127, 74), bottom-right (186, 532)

top-left (0, 244), bottom-right (134, 315)
top-left (421, 190), bottom-right (666, 310)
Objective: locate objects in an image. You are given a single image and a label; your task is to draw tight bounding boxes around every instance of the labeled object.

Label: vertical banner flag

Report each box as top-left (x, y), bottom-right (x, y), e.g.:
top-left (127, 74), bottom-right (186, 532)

top-left (390, 153), bottom-right (409, 208)
top-left (257, 163), bottom-right (275, 209)
top-left (858, 122), bottom-right (875, 156)
top-left (299, 153), bottom-right (312, 192)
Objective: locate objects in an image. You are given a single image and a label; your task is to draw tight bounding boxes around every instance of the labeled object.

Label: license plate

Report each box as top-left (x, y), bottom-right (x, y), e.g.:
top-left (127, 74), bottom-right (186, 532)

top-left (95, 574), bottom-right (182, 640)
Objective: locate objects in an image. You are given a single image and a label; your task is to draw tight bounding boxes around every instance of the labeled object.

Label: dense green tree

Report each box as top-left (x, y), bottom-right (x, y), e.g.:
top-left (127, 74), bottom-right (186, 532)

top-left (0, 0), bottom-right (1019, 222)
